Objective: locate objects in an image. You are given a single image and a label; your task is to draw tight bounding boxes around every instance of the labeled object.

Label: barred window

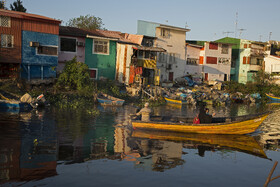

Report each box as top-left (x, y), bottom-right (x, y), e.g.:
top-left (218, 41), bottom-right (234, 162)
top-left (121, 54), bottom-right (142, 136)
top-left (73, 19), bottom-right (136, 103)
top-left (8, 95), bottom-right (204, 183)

top-left (1, 34), bottom-right (14, 48)
top-left (0, 16), bottom-right (11, 27)
top-left (93, 40), bottom-right (109, 54)
top-left (221, 44), bottom-right (229, 54)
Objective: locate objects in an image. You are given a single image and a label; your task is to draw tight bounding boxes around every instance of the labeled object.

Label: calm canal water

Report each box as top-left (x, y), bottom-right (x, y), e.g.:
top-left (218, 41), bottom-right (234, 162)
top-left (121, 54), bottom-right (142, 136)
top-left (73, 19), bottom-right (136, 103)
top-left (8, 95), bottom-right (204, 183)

top-left (0, 103), bottom-right (280, 187)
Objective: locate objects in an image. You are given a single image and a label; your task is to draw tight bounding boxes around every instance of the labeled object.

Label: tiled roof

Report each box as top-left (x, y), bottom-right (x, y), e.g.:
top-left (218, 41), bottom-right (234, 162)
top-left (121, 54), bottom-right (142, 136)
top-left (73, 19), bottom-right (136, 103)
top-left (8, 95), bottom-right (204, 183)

top-left (59, 26), bottom-right (141, 45)
top-left (0, 9), bottom-right (60, 23)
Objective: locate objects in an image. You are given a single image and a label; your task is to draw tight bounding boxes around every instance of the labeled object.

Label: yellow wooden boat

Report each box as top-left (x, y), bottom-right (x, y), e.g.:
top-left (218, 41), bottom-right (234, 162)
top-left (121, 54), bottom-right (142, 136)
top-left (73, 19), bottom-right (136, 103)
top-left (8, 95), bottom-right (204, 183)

top-left (131, 112), bottom-right (270, 135)
top-left (132, 130), bottom-right (267, 159)
top-left (164, 97), bottom-right (187, 105)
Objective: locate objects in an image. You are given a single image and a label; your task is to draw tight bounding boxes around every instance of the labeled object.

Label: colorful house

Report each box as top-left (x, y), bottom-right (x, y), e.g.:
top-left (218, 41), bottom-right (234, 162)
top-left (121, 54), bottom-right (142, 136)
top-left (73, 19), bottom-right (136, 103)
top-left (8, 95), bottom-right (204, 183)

top-left (85, 30), bottom-right (119, 80)
top-left (185, 40), bottom-right (232, 82)
top-left (264, 41), bottom-right (280, 84)
top-left (216, 37), bottom-right (266, 84)
top-left (137, 20), bottom-right (190, 82)
top-left (0, 10), bottom-right (61, 81)
top-left (58, 26), bottom-right (88, 73)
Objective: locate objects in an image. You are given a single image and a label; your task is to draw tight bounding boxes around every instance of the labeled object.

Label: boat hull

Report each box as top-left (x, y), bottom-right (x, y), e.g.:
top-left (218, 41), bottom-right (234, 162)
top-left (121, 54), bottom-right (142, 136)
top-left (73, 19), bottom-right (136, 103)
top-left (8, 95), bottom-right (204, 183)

top-left (97, 93), bottom-right (125, 106)
top-left (265, 93), bottom-right (280, 102)
top-left (164, 97), bottom-right (187, 105)
top-left (0, 100), bottom-right (32, 111)
top-left (132, 113), bottom-right (269, 135)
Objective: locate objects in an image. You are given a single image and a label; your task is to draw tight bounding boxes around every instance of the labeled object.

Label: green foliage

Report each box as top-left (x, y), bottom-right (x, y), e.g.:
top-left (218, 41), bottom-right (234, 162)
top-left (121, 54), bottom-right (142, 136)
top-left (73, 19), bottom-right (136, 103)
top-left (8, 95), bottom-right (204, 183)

top-left (10, 0), bottom-right (26, 12)
top-left (66, 14), bottom-right (105, 30)
top-left (253, 70), bottom-right (270, 85)
top-left (0, 1), bottom-right (6, 9)
top-left (56, 57), bottom-right (94, 96)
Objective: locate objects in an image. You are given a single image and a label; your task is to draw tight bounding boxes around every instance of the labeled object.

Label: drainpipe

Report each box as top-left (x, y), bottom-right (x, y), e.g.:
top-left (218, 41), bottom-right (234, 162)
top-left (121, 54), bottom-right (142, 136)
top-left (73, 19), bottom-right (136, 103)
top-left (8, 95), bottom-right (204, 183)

top-left (28, 65), bottom-right (30, 81)
top-left (41, 65), bottom-right (43, 80)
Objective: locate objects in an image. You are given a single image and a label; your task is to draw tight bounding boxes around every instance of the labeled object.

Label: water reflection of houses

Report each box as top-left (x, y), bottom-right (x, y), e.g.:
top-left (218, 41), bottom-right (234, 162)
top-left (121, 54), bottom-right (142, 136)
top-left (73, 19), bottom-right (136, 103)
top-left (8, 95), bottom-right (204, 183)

top-left (259, 111), bottom-right (280, 151)
top-left (0, 111), bottom-right (57, 184)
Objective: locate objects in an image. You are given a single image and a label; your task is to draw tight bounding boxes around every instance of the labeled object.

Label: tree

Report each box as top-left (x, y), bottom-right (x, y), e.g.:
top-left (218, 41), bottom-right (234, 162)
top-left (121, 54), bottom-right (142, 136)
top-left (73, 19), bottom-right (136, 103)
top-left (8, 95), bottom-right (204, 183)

top-left (10, 0), bottom-right (26, 12)
top-left (0, 0), bottom-right (7, 9)
top-left (66, 14), bottom-right (105, 30)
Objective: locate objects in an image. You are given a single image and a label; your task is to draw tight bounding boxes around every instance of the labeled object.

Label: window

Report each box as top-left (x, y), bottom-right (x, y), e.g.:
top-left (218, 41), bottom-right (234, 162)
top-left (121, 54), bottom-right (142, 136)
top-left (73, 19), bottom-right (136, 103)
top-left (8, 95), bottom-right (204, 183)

top-left (60, 37), bottom-right (76, 52)
top-left (209, 43), bottom-right (218, 50)
top-left (206, 56), bottom-right (217, 64)
top-left (169, 53), bottom-right (179, 63)
top-left (161, 29), bottom-right (170, 38)
top-left (186, 58), bottom-right (198, 65)
top-left (93, 40), bottom-right (109, 54)
top-left (0, 16), bottom-right (11, 27)
top-left (37, 46), bottom-right (58, 56)
top-left (89, 68), bottom-right (98, 79)
top-left (221, 44), bottom-right (229, 54)
top-left (158, 52), bottom-right (167, 63)
top-left (1, 34), bottom-right (13, 48)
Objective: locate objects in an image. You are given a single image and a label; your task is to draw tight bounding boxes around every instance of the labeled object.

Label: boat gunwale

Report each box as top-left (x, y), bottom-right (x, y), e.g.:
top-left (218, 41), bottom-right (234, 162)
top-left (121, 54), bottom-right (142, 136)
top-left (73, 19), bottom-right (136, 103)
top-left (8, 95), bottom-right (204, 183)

top-left (131, 112), bottom-right (270, 127)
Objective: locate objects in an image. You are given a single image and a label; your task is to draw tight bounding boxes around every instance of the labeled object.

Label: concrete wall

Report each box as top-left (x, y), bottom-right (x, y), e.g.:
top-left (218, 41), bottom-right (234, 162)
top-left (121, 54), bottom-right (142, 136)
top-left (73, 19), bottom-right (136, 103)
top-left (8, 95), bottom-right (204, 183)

top-left (115, 43), bottom-right (134, 84)
top-left (137, 20), bottom-right (159, 37)
top-left (58, 35), bottom-right (85, 72)
top-left (21, 31), bottom-right (58, 79)
top-left (155, 27), bottom-right (187, 80)
top-left (185, 45), bottom-right (201, 76)
top-left (265, 55), bottom-right (280, 73)
top-left (202, 42), bottom-right (232, 81)
top-left (85, 38), bottom-right (117, 80)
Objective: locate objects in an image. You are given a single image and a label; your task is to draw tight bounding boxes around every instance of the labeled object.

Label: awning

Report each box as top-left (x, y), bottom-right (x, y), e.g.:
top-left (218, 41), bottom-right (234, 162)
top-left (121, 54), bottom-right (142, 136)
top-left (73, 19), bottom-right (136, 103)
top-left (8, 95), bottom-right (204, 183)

top-left (133, 46), bottom-right (166, 52)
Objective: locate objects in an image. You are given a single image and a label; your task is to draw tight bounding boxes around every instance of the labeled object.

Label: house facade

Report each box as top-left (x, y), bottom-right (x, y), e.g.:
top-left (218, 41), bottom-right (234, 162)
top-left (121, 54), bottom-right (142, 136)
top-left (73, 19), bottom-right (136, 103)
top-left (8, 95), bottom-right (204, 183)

top-left (216, 37), bottom-right (265, 84)
top-left (0, 9), bottom-right (61, 81)
top-left (185, 43), bottom-right (203, 77)
top-left (58, 26), bottom-right (87, 73)
top-left (200, 42), bottom-right (232, 81)
top-left (137, 20), bottom-right (190, 82)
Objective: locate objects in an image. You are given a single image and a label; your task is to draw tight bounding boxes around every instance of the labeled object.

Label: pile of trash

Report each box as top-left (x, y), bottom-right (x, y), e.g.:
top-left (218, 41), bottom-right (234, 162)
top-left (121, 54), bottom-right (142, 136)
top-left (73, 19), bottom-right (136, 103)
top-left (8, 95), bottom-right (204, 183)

top-left (20, 93), bottom-right (48, 108)
top-left (162, 85), bottom-right (261, 106)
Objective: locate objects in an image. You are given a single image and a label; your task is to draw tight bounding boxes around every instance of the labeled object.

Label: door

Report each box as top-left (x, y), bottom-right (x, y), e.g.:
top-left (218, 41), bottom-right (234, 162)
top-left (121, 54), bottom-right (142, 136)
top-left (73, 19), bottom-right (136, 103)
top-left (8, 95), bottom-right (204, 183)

top-left (205, 73), bottom-right (208, 81)
top-left (168, 72), bottom-right (174, 81)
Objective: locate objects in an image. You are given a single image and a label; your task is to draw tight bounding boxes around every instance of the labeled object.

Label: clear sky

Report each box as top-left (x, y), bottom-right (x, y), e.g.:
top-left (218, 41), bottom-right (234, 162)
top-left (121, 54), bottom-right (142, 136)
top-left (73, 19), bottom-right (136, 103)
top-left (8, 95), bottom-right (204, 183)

top-left (5, 0), bottom-right (280, 42)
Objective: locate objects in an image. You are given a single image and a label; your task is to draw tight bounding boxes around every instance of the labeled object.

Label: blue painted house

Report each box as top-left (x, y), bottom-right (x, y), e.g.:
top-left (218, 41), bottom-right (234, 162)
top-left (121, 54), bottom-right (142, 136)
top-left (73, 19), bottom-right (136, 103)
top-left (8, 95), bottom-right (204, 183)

top-left (0, 9), bottom-right (61, 81)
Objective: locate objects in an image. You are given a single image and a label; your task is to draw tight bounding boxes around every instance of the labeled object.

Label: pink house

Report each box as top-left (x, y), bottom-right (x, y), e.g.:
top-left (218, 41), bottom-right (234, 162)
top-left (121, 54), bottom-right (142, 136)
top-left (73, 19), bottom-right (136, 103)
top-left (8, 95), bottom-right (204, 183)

top-left (58, 26), bottom-right (88, 73)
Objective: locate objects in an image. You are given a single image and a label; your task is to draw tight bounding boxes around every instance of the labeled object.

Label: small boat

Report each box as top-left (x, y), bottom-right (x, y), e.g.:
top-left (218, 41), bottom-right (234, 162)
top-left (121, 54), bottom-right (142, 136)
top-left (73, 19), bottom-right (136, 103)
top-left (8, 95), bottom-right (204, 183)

top-left (97, 93), bottom-right (125, 106)
top-left (131, 112), bottom-right (270, 135)
top-left (164, 97), bottom-right (187, 105)
top-left (265, 93), bottom-right (280, 102)
top-left (0, 99), bottom-right (32, 111)
top-left (132, 130), bottom-right (268, 159)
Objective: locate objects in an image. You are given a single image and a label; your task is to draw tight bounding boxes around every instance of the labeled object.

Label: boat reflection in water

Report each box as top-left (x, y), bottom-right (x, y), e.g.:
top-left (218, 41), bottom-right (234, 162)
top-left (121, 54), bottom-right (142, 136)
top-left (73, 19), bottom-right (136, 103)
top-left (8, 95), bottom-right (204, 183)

top-left (0, 110), bottom-right (57, 184)
top-left (125, 130), bottom-right (268, 171)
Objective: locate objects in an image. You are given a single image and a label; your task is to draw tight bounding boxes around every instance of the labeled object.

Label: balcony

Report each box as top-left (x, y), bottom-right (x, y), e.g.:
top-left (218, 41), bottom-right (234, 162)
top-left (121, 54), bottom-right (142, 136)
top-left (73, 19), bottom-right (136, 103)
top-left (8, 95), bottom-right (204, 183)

top-left (248, 64), bottom-right (262, 71)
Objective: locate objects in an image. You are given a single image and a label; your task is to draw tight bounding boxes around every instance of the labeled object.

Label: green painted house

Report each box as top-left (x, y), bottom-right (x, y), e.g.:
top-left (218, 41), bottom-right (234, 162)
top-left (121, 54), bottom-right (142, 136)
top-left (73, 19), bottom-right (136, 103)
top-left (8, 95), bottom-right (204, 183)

top-left (216, 37), bottom-right (265, 84)
top-left (85, 33), bottom-right (119, 80)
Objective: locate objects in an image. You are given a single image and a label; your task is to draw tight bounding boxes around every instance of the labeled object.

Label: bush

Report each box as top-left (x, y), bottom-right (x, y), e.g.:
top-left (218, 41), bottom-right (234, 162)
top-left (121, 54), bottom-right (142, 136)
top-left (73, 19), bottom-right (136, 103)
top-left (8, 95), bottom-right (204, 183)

top-left (56, 57), bottom-right (94, 96)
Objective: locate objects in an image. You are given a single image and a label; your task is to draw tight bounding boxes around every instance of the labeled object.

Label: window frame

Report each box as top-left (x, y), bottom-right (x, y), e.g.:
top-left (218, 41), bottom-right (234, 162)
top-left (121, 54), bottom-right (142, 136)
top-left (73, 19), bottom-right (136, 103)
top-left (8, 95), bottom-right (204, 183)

top-left (36, 45), bottom-right (58, 56)
top-left (161, 28), bottom-right (170, 38)
top-left (1, 34), bottom-right (14, 48)
top-left (60, 37), bottom-right (77, 53)
top-left (221, 44), bottom-right (229, 54)
top-left (89, 68), bottom-right (98, 79)
top-left (92, 39), bottom-right (109, 55)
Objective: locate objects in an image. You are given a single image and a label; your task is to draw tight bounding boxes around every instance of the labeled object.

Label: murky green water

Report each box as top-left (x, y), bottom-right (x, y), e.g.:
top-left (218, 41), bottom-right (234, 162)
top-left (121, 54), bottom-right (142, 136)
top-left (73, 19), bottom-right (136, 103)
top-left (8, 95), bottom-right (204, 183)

top-left (0, 103), bottom-right (280, 187)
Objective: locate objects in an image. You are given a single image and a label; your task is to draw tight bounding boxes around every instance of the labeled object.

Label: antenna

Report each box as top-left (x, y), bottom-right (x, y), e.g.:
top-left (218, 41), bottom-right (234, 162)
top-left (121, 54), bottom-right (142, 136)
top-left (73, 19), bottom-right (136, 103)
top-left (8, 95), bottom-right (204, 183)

top-left (238, 28), bottom-right (246, 39)
top-left (235, 12), bottom-right (238, 38)
top-left (185, 21), bottom-right (189, 29)
top-left (259, 35), bottom-right (262, 42)
top-left (223, 31), bottom-right (234, 37)
top-left (269, 32), bottom-right (272, 41)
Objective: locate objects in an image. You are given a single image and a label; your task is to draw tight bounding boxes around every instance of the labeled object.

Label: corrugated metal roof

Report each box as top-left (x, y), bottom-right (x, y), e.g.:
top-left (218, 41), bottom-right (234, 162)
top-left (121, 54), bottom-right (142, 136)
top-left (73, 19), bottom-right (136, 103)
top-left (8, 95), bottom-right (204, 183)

top-left (0, 9), bottom-right (61, 24)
